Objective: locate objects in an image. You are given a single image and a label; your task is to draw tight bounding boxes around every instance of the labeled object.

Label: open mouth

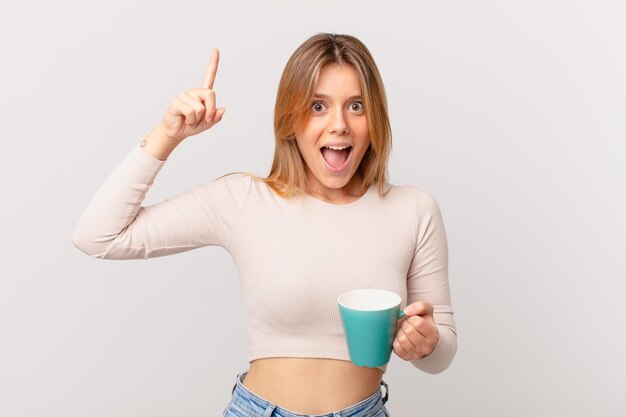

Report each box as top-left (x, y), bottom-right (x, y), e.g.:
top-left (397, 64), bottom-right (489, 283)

top-left (320, 146), bottom-right (352, 172)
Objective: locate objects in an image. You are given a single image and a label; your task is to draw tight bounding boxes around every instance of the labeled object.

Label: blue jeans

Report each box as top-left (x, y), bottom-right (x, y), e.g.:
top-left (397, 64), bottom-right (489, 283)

top-left (221, 370), bottom-right (390, 417)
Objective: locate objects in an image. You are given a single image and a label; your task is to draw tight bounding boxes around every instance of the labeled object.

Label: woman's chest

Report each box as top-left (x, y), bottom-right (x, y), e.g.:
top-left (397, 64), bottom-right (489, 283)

top-left (229, 205), bottom-right (416, 318)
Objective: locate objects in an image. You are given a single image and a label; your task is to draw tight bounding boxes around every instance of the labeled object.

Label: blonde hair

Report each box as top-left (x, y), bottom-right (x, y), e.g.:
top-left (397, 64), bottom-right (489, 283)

top-left (220, 32), bottom-right (392, 200)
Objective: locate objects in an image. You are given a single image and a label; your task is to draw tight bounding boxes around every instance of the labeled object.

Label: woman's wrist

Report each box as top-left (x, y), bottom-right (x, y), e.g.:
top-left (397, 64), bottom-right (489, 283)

top-left (139, 124), bottom-right (181, 161)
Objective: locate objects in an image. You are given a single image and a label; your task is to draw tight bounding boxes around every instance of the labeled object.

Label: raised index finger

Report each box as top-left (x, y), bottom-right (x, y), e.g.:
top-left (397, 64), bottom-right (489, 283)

top-left (201, 47), bottom-right (220, 89)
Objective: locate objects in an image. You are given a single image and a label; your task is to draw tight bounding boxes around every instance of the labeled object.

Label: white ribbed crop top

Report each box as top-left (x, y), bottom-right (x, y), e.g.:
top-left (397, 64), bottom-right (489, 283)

top-left (72, 144), bottom-right (457, 374)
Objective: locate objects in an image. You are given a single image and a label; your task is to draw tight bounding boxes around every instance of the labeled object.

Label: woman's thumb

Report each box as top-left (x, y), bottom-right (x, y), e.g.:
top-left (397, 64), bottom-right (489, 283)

top-left (212, 107), bottom-right (226, 124)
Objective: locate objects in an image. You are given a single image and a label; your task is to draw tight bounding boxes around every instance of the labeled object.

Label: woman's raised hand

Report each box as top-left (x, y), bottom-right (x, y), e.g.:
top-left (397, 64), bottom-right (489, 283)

top-left (158, 48), bottom-right (226, 143)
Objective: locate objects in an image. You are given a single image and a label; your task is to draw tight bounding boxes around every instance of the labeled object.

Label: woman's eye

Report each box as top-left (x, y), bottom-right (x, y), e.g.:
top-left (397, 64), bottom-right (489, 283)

top-left (350, 101), bottom-right (364, 111)
top-left (311, 102), bottom-right (326, 112)
top-left (311, 101), bottom-right (363, 112)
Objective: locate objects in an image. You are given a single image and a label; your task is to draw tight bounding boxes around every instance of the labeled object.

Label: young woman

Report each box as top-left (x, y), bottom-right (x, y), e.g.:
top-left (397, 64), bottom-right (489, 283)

top-left (73, 33), bottom-right (457, 417)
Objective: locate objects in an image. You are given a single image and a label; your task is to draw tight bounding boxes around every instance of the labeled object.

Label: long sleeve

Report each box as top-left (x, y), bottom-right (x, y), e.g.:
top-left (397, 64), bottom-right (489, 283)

top-left (406, 188), bottom-right (457, 374)
top-left (72, 144), bottom-right (252, 259)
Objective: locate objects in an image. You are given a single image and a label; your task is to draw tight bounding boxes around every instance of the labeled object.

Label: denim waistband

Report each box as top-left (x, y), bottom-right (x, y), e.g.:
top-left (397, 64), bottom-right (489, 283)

top-left (228, 370), bottom-right (389, 417)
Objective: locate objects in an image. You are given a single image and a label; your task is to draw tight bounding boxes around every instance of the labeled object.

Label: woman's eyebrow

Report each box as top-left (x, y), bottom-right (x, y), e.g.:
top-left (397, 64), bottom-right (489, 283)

top-left (313, 93), bottom-right (362, 101)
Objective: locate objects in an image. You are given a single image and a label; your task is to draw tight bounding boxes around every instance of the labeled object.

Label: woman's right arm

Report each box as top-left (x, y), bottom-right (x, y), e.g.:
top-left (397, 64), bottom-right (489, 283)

top-left (71, 48), bottom-right (250, 259)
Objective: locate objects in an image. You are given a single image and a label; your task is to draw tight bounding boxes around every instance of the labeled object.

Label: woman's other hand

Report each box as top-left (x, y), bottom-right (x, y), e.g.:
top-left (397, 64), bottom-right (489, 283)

top-left (392, 301), bottom-right (440, 361)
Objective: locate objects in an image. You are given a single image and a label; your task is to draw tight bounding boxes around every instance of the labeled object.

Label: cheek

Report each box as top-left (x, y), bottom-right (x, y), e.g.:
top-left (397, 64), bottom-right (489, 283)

top-left (307, 119), bottom-right (326, 135)
top-left (353, 118), bottom-right (369, 136)
top-left (297, 124), bottom-right (322, 143)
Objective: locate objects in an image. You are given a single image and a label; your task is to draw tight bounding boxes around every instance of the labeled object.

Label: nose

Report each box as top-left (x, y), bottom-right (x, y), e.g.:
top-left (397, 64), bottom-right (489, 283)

top-left (328, 108), bottom-right (349, 135)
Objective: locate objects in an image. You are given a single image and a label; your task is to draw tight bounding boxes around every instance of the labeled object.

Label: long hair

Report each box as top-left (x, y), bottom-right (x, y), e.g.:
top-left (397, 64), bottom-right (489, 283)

top-left (220, 33), bottom-right (392, 200)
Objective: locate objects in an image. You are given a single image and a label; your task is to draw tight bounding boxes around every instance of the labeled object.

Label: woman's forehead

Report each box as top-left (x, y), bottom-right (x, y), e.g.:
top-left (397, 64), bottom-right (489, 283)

top-left (313, 63), bottom-right (362, 95)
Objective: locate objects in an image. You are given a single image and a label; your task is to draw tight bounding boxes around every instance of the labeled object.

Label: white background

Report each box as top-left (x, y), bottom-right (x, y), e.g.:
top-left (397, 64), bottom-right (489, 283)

top-left (1, 0), bottom-right (625, 415)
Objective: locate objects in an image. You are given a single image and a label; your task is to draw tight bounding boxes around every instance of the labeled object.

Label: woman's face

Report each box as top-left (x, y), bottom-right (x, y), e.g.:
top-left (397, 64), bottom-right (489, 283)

top-left (294, 63), bottom-right (371, 199)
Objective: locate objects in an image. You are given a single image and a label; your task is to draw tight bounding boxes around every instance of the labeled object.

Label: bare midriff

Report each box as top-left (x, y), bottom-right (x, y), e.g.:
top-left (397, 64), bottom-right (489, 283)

top-left (241, 357), bottom-right (383, 414)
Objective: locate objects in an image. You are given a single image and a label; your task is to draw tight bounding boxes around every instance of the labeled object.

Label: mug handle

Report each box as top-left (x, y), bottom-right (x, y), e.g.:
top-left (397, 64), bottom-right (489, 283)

top-left (397, 309), bottom-right (406, 319)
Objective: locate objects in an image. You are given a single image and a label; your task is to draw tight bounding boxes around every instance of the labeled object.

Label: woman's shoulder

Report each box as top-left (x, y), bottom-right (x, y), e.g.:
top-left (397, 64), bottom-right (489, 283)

top-left (387, 182), bottom-right (442, 212)
top-left (193, 172), bottom-right (254, 206)
top-left (386, 182), bottom-right (436, 198)
top-left (211, 172), bottom-right (257, 191)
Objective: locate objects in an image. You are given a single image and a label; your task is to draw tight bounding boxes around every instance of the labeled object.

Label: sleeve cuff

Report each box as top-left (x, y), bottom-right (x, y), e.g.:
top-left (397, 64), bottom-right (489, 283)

top-left (130, 143), bottom-right (168, 171)
top-left (409, 324), bottom-right (457, 374)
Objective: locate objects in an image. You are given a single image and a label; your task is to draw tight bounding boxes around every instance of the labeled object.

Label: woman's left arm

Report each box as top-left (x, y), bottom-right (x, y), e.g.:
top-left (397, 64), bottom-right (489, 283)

top-left (392, 188), bottom-right (457, 374)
